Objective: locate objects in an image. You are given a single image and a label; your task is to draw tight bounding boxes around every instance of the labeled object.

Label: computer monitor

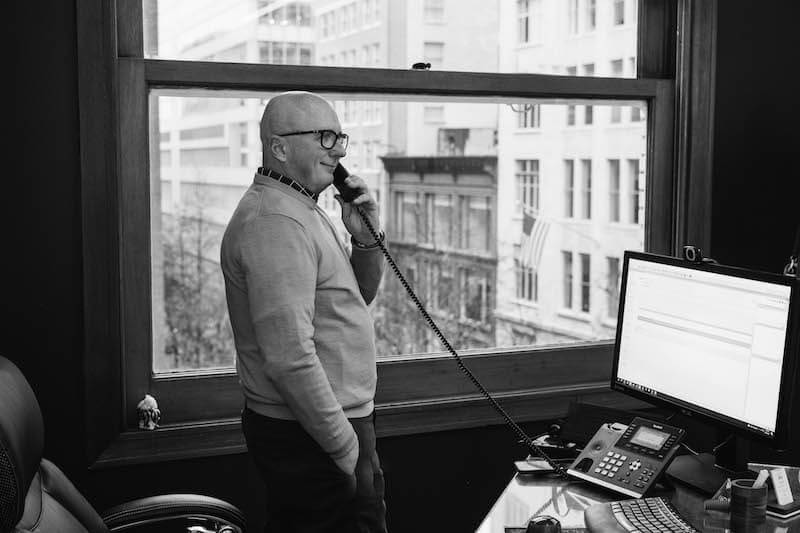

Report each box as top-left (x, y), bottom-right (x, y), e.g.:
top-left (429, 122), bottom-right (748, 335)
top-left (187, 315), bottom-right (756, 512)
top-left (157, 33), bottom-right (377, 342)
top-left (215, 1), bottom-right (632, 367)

top-left (611, 251), bottom-right (799, 492)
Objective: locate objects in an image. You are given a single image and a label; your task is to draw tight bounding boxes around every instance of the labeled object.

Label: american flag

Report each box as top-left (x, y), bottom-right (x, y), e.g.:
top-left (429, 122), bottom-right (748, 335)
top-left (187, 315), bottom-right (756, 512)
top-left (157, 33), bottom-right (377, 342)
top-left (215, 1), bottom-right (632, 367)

top-left (520, 209), bottom-right (550, 270)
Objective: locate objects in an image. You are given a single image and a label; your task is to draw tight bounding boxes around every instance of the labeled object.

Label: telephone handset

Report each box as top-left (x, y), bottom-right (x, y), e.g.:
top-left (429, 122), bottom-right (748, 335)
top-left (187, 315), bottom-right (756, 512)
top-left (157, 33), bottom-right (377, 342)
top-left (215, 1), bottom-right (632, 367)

top-left (333, 163), bottom-right (359, 202)
top-left (567, 417), bottom-right (685, 498)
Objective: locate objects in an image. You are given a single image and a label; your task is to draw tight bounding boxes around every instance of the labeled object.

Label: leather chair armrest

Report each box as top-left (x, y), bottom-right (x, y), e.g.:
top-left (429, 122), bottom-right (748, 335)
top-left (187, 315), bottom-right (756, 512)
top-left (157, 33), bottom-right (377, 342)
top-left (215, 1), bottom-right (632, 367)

top-left (100, 493), bottom-right (246, 532)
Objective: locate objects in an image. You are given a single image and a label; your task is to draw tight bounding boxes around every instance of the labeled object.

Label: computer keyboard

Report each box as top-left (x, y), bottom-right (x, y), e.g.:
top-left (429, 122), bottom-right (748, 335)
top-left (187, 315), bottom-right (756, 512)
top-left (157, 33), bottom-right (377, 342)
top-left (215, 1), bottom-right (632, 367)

top-left (584, 496), bottom-right (699, 532)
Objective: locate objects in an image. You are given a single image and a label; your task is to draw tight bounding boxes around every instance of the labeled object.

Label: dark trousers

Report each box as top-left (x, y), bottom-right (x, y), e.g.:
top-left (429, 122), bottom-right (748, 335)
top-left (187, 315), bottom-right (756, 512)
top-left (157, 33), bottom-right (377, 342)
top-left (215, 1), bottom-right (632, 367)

top-left (242, 407), bottom-right (387, 533)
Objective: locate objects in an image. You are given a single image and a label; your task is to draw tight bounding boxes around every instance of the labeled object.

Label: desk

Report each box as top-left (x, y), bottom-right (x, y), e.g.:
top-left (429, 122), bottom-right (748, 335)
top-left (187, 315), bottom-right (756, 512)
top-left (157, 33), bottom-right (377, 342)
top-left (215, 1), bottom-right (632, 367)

top-left (476, 473), bottom-right (800, 532)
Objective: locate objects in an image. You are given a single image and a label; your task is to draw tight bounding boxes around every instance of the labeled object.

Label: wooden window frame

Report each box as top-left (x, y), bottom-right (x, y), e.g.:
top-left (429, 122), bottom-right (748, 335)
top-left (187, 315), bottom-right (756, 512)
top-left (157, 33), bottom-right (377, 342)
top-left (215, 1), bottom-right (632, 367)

top-left (77, 0), bottom-right (715, 468)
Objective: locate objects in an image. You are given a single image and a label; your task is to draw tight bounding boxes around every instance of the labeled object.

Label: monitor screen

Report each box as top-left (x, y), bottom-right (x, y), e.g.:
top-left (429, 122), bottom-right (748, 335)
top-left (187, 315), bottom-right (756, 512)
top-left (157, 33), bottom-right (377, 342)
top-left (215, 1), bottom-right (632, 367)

top-left (612, 252), bottom-right (797, 442)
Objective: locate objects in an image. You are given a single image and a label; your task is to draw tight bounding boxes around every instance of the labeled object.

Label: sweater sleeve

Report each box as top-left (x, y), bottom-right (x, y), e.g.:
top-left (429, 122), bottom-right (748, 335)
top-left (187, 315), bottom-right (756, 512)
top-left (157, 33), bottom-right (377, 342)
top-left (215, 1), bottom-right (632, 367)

top-left (350, 245), bottom-right (385, 305)
top-left (241, 214), bottom-right (357, 463)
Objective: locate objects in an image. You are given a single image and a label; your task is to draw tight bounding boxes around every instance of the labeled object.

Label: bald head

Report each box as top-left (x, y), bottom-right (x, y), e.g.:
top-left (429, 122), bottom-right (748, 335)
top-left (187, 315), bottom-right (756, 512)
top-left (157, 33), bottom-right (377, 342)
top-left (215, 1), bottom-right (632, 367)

top-left (259, 91), bottom-right (346, 192)
top-left (261, 92), bottom-right (336, 161)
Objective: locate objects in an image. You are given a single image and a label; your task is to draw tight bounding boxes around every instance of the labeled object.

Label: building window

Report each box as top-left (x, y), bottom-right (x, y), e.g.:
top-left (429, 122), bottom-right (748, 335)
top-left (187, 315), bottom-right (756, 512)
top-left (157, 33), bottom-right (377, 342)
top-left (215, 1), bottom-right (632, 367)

top-left (563, 251), bottom-right (573, 309)
top-left (517, 0), bottom-right (530, 43)
top-left (179, 125), bottom-right (224, 140)
top-left (516, 160), bottom-right (540, 213)
top-left (614, 0), bottom-right (625, 25)
top-left (580, 253), bottom-right (591, 312)
top-left (434, 264), bottom-right (456, 316)
top-left (609, 159), bottom-right (620, 222)
top-left (396, 191), bottom-right (421, 241)
top-left (517, 104), bottom-right (541, 128)
top-left (424, 0), bottom-right (444, 23)
top-left (607, 257), bottom-right (620, 318)
top-left (424, 42), bottom-right (444, 69)
top-left (629, 159), bottom-right (641, 224)
top-left (438, 129), bottom-right (468, 155)
top-left (564, 160), bottom-right (574, 218)
top-left (179, 147), bottom-right (229, 167)
top-left (581, 159), bottom-right (592, 219)
top-left (610, 60), bottom-right (624, 122)
top-left (463, 268), bottom-right (490, 321)
top-left (515, 259), bottom-right (537, 302)
top-left (461, 195), bottom-right (491, 251)
top-left (372, 43), bottom-right (380, 66)
top-left (432, 194), bottom-right (453, 247)
top-left (568, 0), bottom-right (579, 34)
top-left (566, 66), bottom-right (577, 125)
top-left (585, 0), bottom-right (597, 31)
top-left (583, 64), bottom-right (595, 124)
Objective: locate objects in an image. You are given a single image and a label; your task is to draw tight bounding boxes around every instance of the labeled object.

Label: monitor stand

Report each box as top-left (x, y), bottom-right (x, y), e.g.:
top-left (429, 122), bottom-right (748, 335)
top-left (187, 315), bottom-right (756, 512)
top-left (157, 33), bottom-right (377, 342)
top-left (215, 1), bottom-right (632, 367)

top-left (666, 453), bottom-right (732, 495)
top-left (666, 438), bottom-right (756, 495)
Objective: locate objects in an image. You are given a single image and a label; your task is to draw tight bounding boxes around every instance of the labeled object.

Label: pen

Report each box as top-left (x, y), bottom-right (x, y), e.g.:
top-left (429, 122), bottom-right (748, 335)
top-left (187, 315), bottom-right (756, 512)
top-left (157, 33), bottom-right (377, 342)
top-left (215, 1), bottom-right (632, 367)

top-left (753, 469), bottom-right (770, 489)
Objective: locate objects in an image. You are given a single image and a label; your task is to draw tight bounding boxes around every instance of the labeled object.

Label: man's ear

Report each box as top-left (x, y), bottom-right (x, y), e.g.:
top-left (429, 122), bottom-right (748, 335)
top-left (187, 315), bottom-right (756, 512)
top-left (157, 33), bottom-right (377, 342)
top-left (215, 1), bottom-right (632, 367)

top-left (270, 136), bottom-right (288, 162)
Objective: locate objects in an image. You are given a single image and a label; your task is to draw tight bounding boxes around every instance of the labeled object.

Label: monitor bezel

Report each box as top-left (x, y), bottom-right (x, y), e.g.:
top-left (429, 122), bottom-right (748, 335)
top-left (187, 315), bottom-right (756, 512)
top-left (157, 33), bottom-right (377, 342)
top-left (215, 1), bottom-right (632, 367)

top-left (611, 251), bottom-right (799, 447)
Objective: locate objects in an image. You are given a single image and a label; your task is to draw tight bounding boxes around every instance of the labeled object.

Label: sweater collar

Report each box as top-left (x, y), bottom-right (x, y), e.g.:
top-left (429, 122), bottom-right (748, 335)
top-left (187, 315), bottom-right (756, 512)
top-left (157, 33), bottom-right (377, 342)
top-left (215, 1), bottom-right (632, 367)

top-left (255, 167), bottom-right (319, 203)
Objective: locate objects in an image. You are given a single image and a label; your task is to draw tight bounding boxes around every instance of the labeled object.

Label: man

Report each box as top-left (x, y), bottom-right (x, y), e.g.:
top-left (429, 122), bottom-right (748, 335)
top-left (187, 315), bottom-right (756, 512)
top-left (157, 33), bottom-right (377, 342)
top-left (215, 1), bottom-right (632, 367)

top-left (221, 91), bottom-right (387, 532)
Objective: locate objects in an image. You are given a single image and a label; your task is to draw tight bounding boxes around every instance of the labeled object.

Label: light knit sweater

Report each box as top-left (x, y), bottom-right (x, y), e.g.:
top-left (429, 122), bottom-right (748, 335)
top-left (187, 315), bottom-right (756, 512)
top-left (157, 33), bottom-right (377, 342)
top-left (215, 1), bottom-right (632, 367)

top-left (221, 172), bottom-right (384, 465)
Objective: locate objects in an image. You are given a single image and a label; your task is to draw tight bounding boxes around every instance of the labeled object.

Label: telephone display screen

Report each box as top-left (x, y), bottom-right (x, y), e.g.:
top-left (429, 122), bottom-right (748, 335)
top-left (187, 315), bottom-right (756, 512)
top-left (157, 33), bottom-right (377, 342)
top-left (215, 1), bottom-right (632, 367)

top-left (629, 426), bottom-right (669, 450)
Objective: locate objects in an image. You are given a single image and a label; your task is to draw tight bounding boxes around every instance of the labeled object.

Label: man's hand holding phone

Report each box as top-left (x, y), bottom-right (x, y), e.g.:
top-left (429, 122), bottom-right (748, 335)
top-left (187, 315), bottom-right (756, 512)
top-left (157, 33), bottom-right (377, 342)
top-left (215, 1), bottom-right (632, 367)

top-left (332, 165), bottom-right (381, 245)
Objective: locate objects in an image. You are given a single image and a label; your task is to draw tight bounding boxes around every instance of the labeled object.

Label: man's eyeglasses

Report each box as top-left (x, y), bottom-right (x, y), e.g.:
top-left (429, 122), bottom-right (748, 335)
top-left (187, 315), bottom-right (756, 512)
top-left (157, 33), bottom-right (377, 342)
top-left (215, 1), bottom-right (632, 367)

top-left (277, 129), bottom-right (349, 150)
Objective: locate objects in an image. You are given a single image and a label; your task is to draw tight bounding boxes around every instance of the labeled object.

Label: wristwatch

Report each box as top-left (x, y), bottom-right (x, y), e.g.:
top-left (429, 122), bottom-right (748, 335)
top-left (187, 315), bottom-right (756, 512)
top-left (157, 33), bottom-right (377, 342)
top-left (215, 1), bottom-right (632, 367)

top-left (351, 230), bottom-right (385, 249)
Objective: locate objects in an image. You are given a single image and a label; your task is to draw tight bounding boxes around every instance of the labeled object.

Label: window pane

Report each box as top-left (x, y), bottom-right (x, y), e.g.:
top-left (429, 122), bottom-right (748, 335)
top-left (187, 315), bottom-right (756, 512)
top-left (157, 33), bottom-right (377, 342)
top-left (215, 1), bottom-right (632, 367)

top-left (143, 0), bottom-right (638, 77)
top-left (150, 92), bottom-right (646, 370)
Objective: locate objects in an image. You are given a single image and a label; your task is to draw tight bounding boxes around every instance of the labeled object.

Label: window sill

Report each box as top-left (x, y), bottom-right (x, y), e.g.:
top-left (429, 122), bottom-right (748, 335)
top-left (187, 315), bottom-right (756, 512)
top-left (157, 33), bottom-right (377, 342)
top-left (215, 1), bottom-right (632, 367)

top-left (510, 298), bottom-right (539, 309)
top-left (91, 383), bottom-right (646, 469)
top-left (557, 309), bottom-right (592, 323)
top-left (514, 42), bottom-right (544, 51)
top-left (601, 317), bottom-right (618, 329)
top-left (90, 343), bottom-right (648, 468)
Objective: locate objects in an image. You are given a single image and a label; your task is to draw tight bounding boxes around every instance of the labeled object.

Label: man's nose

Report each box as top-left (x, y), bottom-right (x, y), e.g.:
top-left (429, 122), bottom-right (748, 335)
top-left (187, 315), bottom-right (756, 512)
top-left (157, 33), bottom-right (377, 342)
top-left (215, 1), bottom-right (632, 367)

top-left (330, 142), bottom-right (346, 157)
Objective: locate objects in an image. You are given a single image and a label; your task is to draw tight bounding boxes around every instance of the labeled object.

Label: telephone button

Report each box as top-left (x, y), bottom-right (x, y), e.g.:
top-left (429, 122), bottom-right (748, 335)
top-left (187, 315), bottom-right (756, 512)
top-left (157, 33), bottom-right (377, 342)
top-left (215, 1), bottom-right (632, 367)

top-left (620, 455), bottom-right (628, 461)
top-left (613, 453), bottom-right (621, 459)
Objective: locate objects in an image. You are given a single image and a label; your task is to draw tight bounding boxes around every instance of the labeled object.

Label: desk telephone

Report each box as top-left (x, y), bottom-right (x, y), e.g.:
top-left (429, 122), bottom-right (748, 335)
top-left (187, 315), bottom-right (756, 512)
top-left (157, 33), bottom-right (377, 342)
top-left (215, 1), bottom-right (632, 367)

top-left (333, 164), bottom-right (686, 499)
top-left (567, 418), bottom-right (685, 498)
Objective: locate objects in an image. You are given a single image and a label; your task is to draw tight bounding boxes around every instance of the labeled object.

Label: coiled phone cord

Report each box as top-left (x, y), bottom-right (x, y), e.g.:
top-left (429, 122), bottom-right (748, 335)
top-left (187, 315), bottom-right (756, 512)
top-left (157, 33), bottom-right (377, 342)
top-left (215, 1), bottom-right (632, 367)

top-left (353, 205), bottom-right (570, 478)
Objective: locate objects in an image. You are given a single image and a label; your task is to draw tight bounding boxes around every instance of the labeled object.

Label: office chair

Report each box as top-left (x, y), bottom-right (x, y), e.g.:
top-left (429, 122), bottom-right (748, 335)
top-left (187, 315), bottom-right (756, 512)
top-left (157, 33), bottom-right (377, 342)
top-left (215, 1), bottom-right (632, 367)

top-left (0, 356), bottom-right (246, 532)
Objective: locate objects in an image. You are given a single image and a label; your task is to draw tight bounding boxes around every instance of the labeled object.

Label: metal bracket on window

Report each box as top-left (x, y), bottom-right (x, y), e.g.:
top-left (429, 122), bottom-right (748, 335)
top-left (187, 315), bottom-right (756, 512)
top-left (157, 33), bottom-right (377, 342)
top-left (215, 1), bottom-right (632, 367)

top-left (136, 393), bottom-right (161, 430)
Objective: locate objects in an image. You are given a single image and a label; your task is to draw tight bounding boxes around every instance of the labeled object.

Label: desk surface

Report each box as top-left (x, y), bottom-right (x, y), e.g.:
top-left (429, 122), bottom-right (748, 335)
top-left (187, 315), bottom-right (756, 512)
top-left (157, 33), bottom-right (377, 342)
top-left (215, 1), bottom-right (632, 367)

top-left (477, 473), bottom-right (800, 532)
